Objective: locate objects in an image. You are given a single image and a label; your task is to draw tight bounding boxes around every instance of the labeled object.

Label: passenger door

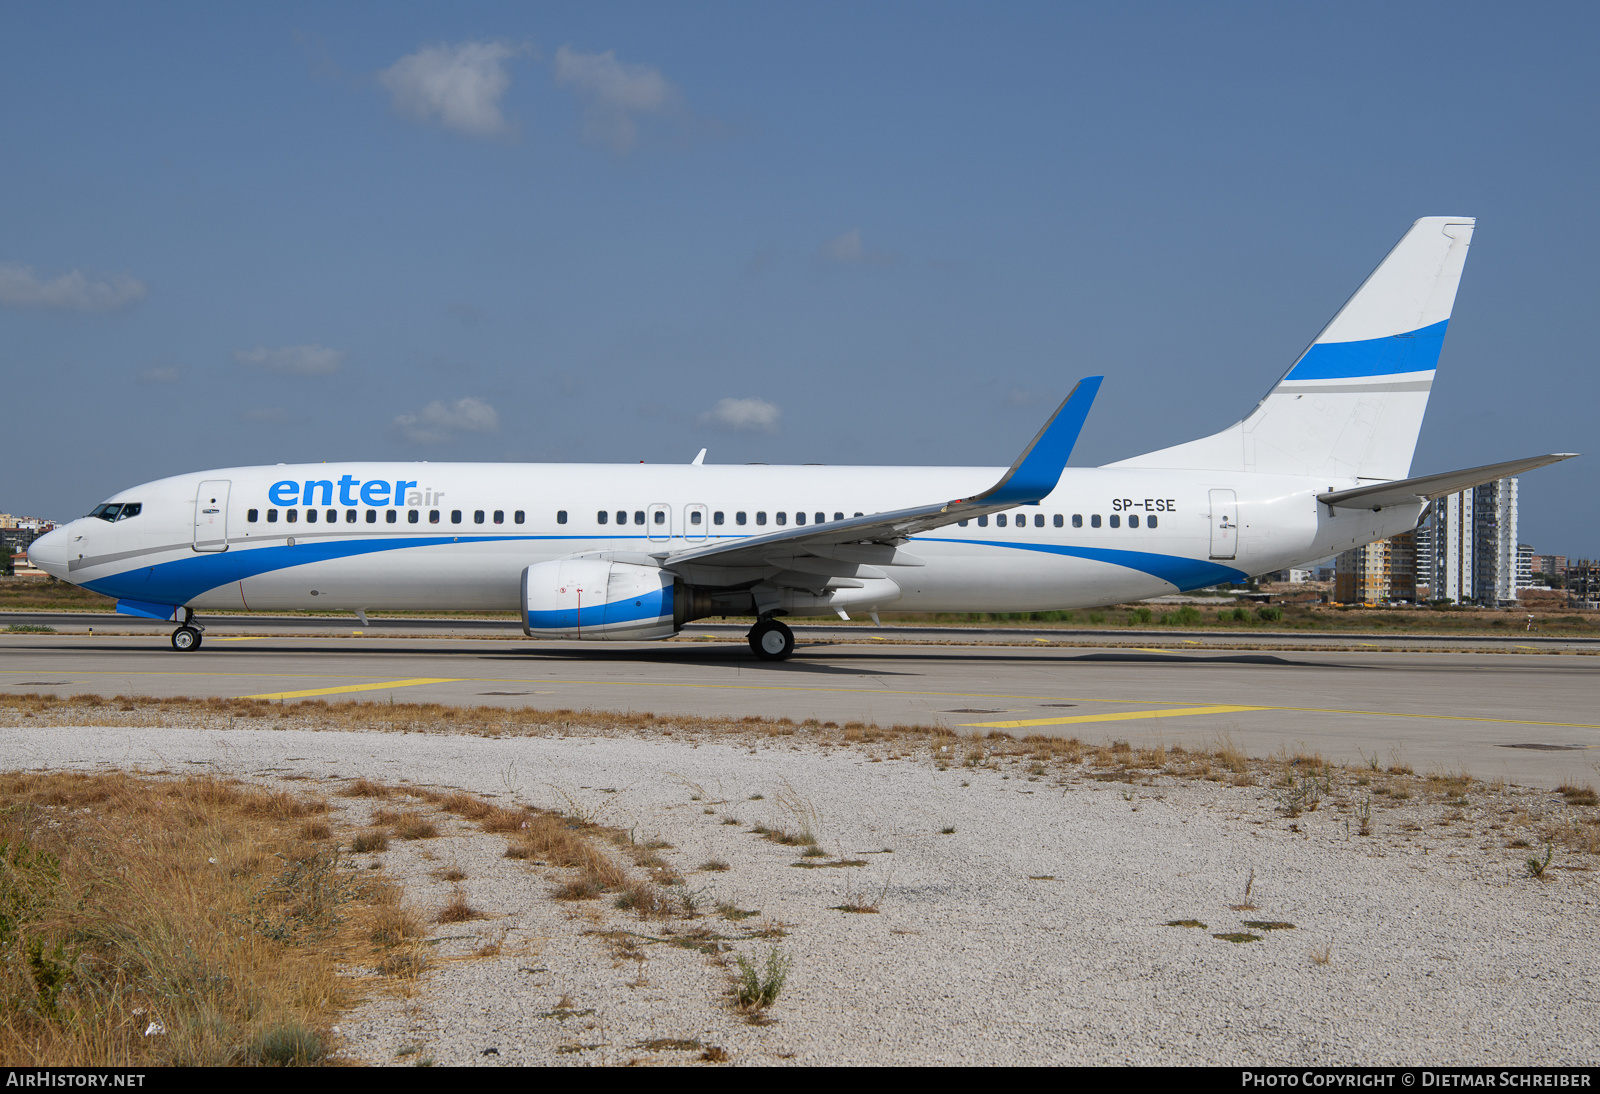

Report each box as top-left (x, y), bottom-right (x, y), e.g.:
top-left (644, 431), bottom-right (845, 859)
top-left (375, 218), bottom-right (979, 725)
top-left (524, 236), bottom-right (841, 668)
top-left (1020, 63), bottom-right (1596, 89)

top-left (193, 480), bottom-right (231, 553)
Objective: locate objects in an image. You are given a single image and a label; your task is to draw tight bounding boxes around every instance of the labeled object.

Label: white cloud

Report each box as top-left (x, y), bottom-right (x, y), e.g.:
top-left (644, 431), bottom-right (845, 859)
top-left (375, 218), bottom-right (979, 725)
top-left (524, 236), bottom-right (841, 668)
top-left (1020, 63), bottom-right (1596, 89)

top-left (393, 396), bottom-right (500, 444)
top-left (553, 45), bottom-right (679, 152)
top-left (138, 362), bottom-right (182, 384)
top-left (0, 263), bottom-right (146, 311)
top-left (697, 396), bottom-right (779, 434)
top-left (380, 41), bottom-right (525, 137)
top-left (820, 228), bottom-right (898, 266)
top-left (233, 344), bottom-right (346, 376)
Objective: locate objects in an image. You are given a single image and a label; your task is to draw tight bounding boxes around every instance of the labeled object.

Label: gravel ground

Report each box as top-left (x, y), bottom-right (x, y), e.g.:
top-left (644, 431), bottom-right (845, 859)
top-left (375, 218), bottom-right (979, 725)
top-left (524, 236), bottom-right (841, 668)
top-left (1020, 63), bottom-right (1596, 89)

top-left (0, 722), bottom-right (1596, 1066)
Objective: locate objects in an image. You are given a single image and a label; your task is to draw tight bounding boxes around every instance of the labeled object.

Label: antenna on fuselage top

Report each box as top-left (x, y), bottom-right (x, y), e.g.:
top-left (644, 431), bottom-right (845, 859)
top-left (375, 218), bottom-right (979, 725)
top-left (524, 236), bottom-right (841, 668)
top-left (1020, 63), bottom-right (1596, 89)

top-left (691, 448), bottom-right (707, 466)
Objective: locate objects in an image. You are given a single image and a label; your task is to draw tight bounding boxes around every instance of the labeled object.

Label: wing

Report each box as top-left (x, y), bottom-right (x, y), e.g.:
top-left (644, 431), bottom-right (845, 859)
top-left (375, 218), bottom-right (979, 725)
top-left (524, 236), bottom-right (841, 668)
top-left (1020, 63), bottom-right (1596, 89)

top-left (656, 376), bottom-right (1103, 578)
top-left (1317, 453), bottom-right (1577, 511)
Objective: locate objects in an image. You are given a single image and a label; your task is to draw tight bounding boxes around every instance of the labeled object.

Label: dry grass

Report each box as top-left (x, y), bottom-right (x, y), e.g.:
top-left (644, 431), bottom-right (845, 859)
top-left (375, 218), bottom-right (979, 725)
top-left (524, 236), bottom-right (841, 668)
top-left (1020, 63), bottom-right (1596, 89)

top-left (0, 770), bottom-right (401, 1066)
top-left (435, 891), bottom-right (486, 924)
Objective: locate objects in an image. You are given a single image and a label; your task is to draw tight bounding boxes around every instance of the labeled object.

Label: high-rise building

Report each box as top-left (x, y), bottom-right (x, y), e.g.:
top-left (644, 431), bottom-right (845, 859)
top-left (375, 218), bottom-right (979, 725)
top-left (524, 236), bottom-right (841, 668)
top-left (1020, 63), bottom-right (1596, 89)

top-left (1418, 477), bottom-right (1520, 605)
top-left (1334, 531), bottom-right (1417, 604)
top-left (1516, 544), bottom-right (1534, 590)
top-left (1569, 560), bottom-right (1600, 610)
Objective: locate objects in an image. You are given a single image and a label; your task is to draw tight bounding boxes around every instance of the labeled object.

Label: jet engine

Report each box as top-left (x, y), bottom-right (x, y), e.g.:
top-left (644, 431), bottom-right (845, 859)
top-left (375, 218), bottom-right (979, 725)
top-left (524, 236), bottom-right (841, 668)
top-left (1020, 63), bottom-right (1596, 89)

top-left (522, 559), bottom-right (704, 641)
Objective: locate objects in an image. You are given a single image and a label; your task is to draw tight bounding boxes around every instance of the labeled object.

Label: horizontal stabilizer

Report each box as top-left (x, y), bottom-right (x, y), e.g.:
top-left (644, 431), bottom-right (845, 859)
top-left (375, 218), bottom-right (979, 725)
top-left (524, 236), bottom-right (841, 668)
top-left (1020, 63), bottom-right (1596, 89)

top-left (1318, 453), bottom-right (1578, 511)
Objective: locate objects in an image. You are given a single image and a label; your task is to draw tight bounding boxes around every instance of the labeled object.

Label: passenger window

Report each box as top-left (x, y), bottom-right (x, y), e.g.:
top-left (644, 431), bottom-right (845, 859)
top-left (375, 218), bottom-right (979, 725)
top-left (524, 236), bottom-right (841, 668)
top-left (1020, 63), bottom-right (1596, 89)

top-left (247, 509), bottom-right (259, 523)
top-left (816, 512), bottom-right (825, 524)
top-left (996, 514), bottom-right (1006, 527)
top-left (346, 509), bottom-right (357, 523)
top-left (776, 512), bottom-right (787, 526)
top-left (833, 512), bottom-right (843, 522)
top-left (634, 511), bottom-right (645, 525)
top-left (1109, 514), bottom-right (1120, 528)
top-left (366, 510), bottom-right (377, 523)
top-left (597, 511), bottom-right (608, 525)
top-left (756, 512), bottom-right (767, 526)
top-left (1129, 514), bottom-right (1139, 528)
top-left (653, 510), bottom-right (664, 525)
top-left (1148, 515), bottom-right (1158, 529)
top-left (326, 509), bottom-right (336, 523)
top-left (854, 512), bottom-right (863, 518)
top-left (714, 512), bottom-right (724, 526)
top-left (474, 510), bottom-right (485, 524)
top-left (959, 519), bottom-right (968, 527)
top-left (286, 509), bottom-right (298, 523)
top-left (1054, 514), bottom-right (1064, 528)
top-left (795, 512), bottom-right (805, 526)
top-left (557, 511), bottom-right (568, 525)
top-left (408, 510), bottom-right (419, 524)
top-left (493, 510), bottom-right (504, 524)
top-left (386, 509), bottom-right (397, 524)
top-left (1091, 514), bottom-right (1101, 528)
top-left (451, 510), bottom-right (462, 524)
top-left (306, 509), bottom-right (318, 524)
top-left (1072, 514), bottom-right (1082, 528)
top-left (977, 515), bottom-right (988, 527)
top-left (690, 511), bottom-right (702, 525)
top-left (1034, 514), bottom-right (1044, 528)
top-left (267, 509), bottom-right (278, 523)
top-left (429, 510), bottom-right (440, 524)
top-left (617, 511), bottom-right (627, 525)
top-left (515, 511), bottom-right (525, 524)
top-left (736, 512), bottom-right (746, 525)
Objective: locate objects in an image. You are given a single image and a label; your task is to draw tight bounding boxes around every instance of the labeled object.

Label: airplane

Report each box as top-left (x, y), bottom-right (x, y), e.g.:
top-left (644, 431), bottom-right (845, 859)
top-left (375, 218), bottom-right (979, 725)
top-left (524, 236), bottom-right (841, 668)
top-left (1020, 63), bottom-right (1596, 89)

top-left (28, 216), bottom-right (1577, 660)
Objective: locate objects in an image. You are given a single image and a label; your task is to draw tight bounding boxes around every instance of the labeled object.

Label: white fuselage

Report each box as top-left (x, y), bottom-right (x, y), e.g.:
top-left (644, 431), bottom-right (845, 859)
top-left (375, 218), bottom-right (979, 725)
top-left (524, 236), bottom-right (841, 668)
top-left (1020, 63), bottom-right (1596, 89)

top-left (31, 462), bottom-right (1423, 617)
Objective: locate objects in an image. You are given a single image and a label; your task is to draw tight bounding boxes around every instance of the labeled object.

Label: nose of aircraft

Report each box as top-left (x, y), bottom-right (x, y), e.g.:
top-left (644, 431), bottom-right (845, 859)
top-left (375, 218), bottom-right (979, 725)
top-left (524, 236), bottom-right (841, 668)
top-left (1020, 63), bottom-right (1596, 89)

top-left (27, 525), bottom-right (71, 579)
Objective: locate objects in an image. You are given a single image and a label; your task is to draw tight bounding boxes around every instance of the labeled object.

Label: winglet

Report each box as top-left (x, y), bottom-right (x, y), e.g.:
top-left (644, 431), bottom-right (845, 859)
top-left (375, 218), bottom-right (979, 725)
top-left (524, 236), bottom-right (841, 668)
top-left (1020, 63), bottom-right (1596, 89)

top-left (964, 376), bottom-right (1103, 506)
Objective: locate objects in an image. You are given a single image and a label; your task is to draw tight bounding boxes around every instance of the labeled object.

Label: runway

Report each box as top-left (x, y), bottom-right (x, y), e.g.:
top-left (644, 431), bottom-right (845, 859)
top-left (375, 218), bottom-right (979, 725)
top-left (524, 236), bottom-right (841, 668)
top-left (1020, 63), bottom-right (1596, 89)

top-left (2, 626), bottom-right (1596, 789)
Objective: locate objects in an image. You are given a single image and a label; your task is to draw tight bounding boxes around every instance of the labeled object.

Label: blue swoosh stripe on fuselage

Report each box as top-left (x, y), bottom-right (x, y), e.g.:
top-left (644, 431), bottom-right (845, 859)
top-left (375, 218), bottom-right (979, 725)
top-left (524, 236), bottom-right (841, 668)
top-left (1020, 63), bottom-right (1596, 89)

top-left (83, 532), bottom-right (1247, 607)
top-left (82, 535), bottom-right (576, 605)
top-left (1283, 319), bottom-right (1447, 381)
top-left (919, 538), bottom-right (1248, 591)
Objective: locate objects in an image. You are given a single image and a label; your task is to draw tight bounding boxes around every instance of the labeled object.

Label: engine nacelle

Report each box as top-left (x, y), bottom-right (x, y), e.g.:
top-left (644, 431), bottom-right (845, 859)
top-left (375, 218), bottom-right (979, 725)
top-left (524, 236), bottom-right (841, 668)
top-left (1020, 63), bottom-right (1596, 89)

top-left (522, 559), bottom-right (678, 641)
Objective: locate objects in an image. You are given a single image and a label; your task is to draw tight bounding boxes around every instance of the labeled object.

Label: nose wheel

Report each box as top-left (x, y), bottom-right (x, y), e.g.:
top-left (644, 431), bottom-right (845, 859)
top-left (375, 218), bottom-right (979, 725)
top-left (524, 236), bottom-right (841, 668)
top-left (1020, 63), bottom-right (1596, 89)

top-left (170, 626), bottom-right (203, 652)
top-left (747, 619), bottom-right (794, 661)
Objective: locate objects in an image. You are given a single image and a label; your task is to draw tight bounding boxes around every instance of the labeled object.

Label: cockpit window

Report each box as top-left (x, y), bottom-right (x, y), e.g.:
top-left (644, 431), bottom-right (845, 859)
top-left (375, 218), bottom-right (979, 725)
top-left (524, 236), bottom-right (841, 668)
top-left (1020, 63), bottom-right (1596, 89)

top-left (89, 503), bottom-right (141, 522)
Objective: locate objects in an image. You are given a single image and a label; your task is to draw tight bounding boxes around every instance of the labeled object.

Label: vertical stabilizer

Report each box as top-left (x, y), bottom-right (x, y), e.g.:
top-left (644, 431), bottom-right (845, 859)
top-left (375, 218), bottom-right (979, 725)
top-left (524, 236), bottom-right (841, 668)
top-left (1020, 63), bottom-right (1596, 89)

top-left (1113, 216), bottom-right (1475, 480)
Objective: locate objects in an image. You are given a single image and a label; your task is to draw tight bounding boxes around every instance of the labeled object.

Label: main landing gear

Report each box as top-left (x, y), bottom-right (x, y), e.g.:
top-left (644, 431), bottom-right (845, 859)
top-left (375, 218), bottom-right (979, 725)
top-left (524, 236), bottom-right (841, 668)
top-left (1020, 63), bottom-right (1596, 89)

top-left (747, 618), bottom-right (795, 661)
top-left (170, 608), bottom-right (203, 652)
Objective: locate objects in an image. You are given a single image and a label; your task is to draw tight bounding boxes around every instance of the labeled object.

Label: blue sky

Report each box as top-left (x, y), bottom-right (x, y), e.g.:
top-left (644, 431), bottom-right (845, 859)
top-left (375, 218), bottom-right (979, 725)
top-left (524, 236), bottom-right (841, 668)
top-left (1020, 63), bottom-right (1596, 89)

top-left (3, 2), bottom-right (1595, 553)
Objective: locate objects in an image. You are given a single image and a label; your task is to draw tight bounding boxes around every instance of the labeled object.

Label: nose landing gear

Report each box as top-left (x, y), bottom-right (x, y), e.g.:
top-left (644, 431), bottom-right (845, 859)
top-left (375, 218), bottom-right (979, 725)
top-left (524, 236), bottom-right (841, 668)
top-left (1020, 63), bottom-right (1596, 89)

top-left (747, 618), bottom-right (795, 661)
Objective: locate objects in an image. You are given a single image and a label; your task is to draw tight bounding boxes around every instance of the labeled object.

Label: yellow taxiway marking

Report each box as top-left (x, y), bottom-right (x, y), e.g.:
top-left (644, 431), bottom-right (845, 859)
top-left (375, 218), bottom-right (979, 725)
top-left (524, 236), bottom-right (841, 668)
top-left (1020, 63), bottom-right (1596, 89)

top-left (4, 669), bottom-right (1596, 732)
top-left (964, 705), bottom-right (1269, 728)
top-left (238, 677), bottom-right (462, 701)
top-left (1133, 648), bottom-right (1173, 653)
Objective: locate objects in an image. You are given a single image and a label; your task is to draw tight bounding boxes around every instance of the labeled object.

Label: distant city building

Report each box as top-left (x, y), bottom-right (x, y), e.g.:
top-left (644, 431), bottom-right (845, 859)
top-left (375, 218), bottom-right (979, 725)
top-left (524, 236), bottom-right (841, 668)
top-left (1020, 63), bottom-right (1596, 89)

top-left (1517, 544), bottom-right (1534, 590)
top-left (1569, 560), bottom-right (1600, 610)
top-left (1530, 554), bottom-right (1567, 578)
top-left (1417, 477), bottom-right (1519, 606)
top-left (1334, 531), bottom-right (1417, 605)
top-left (1259, 568), bottom-right (1311, 584)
